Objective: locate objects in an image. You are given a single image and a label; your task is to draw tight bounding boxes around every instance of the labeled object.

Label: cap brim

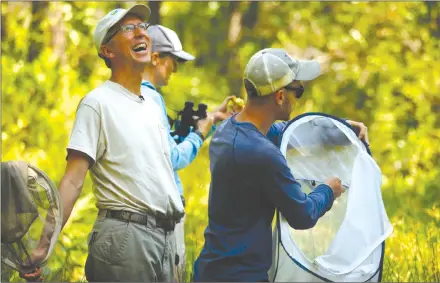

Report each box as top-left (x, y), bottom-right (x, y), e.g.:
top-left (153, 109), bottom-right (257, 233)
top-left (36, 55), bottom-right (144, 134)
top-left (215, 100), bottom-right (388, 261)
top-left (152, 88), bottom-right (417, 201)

top-left (125, 4), bottom-right (151, 22)
top-left (295, 60), bottom-right (321, 81)
top-left (171, 50), bottom-right (195, 61)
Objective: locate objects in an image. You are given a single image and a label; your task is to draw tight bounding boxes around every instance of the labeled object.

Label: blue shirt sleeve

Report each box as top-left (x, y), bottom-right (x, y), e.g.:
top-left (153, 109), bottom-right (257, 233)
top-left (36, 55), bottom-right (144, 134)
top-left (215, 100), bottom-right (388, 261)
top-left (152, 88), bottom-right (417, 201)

top-left (266, 121), bottom-right (288, 147)
top-left (154, 93), bottom-right (203, 171)
top-left (169, 132), bottom-right (203, 170)
top-left (262, 150), bottom-right (334, 230)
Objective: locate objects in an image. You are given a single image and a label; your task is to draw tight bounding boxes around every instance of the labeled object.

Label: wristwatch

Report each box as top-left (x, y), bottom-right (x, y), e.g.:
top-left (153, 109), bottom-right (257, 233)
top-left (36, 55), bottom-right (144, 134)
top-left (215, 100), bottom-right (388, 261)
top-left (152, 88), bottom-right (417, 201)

top-left (194, 129), bottom-right (205, 141)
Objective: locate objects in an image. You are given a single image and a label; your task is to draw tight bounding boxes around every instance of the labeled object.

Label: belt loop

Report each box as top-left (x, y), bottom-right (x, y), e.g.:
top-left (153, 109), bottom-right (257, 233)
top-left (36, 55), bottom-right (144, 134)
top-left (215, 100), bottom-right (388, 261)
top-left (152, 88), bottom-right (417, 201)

top-left (99, 209), bottom-right (108, 219)
top-left (148, 213), bottom-right (155, 229)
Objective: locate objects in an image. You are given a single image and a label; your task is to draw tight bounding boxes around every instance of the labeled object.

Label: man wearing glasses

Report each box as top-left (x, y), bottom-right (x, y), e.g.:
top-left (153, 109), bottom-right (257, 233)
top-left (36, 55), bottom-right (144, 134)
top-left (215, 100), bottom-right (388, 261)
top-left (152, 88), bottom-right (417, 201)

top-left (193, 48), bottom-right (367, 281)
top-left (21, 5), bottom-right (183, 282)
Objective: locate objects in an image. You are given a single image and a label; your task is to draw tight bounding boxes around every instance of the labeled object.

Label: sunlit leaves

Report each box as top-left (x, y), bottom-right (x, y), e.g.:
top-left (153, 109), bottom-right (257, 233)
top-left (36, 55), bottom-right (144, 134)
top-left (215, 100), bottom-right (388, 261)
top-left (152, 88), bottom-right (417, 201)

top-left (2, 1), bottom-right (439, 282)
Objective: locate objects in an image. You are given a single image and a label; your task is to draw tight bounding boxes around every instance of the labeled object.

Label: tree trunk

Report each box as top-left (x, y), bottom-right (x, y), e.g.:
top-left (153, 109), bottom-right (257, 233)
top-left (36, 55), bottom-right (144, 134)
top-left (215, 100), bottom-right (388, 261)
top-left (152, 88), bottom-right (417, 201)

top-left (242, 1), bottom-right (259, 30)
top-left (234, 2), bottom-right (260, 96)
top-left (50, 2), bottom-right (66, 63)
top-left (225, 2), bottom-right (260, 97)
top-left (425, 2), bottom-right (440, 38)
top-left (149, 1), bottom-right (161, 25)
top-left (1, 10), bottom-right (6, 41)
top-left (220, 2), bottom-right (243, 96)
top-left (27, 1), bottom-right (48, 62)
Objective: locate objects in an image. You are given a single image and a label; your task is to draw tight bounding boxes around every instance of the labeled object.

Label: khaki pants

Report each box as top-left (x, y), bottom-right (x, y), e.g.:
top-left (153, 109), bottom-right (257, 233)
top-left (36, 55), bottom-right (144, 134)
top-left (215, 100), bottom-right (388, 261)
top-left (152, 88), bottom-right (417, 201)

top-left (84, 215), bottom-right (177, 282)
top-left (174, 215), bottom-right (186, 281)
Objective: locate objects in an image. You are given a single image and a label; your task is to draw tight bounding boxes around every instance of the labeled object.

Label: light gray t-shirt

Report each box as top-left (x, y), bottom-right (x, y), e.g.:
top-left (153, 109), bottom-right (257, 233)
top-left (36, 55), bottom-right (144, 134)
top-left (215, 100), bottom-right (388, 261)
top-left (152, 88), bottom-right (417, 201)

top-left (68, 80), bottom-right (184, 220)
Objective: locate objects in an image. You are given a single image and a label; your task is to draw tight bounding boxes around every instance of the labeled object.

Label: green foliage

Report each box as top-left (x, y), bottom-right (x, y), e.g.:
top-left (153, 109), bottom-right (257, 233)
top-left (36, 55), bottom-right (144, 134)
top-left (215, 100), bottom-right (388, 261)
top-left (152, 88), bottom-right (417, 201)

top-left (2, 1), bottom-right (439, 282)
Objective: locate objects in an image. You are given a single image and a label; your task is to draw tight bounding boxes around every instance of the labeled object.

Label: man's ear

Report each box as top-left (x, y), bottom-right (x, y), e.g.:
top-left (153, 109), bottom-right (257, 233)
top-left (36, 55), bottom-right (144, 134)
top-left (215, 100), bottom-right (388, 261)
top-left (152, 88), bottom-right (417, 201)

top-left (151, 52), bottom-right (160, 66)
top-left (100, 44), bottom-right (115, 59)
top-left (274, 89), bottom-right (285, 106)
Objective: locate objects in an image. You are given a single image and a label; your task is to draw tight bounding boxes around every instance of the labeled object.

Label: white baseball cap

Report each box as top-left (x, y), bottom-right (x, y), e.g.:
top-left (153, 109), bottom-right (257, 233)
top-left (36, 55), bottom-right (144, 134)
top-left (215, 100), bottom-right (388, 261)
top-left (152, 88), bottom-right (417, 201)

top-left (244, 48), bottom-right (320, 96)
top-left (147, 25), bottom-right (195, 61)
top-left (93, 5), bottom-right (151, 54)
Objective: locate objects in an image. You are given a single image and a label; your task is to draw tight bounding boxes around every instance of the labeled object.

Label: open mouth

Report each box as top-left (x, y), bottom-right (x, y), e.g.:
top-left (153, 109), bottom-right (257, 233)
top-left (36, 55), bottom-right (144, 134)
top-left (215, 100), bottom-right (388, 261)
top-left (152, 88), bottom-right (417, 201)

top-left (132, 43), bottom-right (147, 53)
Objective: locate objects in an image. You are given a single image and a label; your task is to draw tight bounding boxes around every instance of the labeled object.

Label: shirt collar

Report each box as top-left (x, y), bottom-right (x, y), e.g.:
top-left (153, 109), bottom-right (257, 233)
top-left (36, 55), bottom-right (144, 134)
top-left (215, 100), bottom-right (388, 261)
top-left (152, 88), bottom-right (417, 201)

top-left (141, 80), bottom-right (157, 91)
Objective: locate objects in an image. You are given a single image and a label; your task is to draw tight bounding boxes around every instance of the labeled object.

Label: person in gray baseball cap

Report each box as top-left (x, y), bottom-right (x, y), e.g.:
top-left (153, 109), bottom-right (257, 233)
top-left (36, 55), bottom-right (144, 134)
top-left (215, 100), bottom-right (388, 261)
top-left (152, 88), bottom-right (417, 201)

top-left (21, 6), bottom-right (185, 283)
top-left (142, 24), bottom-right (195, 86)
top-left (149, 24), bottom-right (195, 61)
top-left (140, 25), bottom-right (240, 281)
top-left (193, 48), bottom-right (369, 281)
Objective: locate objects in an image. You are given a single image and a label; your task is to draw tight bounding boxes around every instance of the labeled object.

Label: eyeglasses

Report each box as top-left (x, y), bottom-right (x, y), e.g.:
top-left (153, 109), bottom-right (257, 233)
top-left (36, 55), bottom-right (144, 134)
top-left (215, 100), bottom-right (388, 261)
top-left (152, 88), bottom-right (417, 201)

top-left (284, 85), bottom-right (305, 99)
top-left (103, 22), bottom-right (151, 44)
top-left (120, 22), bottom-right (150, 33)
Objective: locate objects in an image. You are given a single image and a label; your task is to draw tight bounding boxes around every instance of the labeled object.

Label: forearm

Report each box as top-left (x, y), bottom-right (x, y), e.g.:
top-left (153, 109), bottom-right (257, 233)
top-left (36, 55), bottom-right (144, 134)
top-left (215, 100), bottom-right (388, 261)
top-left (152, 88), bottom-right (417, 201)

top-left (37, 174), bottom-right (83, 249)
top-left (281, 186), bottom-right (334, 230)
top-left (302, 184), bottom-right (334, 226)
top-left (268, 167), bottom-right (334, 230)
top-left (59, 175), bottom-right (84, 228)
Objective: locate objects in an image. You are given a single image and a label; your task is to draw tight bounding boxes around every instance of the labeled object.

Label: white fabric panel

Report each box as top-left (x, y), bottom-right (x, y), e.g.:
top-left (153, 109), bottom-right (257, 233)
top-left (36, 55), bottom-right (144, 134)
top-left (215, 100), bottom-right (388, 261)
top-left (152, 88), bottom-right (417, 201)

top-left (314, 153), bottom-right (393, 274)
top-left (272, 114), bottom-right (392, 282)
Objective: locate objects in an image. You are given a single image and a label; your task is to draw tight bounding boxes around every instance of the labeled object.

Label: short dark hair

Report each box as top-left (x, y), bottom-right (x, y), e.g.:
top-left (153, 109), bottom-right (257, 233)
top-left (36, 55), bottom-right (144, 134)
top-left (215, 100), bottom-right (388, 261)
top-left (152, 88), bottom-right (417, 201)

top-left (244, 79), bottom-right (273, 104)
top-left (158, 52), bottom-right (186, 63)
top-left (99, 53), bottom-right (112, 68)
top-left (244, 78), bottom-right (259, 97)
top-left (98, 25), bottom-right (121, 69)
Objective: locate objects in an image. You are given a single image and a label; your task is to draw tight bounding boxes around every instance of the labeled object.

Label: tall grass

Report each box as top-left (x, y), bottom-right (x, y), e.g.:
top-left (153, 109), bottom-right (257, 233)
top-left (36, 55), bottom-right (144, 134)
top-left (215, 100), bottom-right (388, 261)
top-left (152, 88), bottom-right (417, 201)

top-left (2, 209), bottom-right (438, 282)
top-left (381, 213), bottom-right (439, 282)
top-left (183, 207), bottom-right (440, 282)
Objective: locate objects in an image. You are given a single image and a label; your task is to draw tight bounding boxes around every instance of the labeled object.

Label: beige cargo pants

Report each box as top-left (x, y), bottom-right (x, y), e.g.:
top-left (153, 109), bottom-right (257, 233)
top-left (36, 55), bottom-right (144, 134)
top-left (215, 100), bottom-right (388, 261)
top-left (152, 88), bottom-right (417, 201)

top-left (84, 215), bottom-right (178, 282)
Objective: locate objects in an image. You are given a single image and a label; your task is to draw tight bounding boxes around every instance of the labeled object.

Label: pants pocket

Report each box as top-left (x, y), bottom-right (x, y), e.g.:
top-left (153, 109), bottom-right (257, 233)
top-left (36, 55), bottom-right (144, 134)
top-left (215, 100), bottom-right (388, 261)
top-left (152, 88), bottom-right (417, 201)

top-left (88, 219), bottom-right (131, 264)
top-left (88, 230), bottom-right (98, 246)
top-left (108, 220), bottom-right (131, 264)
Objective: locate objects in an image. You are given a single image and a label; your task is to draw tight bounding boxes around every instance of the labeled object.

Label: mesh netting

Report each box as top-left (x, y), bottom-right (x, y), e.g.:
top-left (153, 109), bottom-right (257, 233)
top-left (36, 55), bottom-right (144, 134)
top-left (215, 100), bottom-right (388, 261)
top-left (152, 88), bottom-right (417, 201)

top-left (283, 116), bottom-right (361, 262)
top-left (1, 161), bottom-right (62, 274)
top-left (273, 114), bottom-right (392, 280)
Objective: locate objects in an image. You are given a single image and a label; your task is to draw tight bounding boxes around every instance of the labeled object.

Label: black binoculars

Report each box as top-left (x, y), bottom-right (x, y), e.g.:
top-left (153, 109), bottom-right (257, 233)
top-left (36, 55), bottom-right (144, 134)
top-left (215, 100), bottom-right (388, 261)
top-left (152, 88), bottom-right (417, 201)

top-left (172, 101), bottom-right (208, 141)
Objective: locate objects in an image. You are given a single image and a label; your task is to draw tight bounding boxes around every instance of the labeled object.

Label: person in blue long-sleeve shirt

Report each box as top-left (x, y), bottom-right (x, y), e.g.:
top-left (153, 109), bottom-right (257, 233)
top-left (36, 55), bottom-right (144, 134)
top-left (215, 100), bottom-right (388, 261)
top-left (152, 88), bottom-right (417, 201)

top-left (193, 48), bottom-right (370, 282)
top-left (141, 25), bottom-right (239, 281)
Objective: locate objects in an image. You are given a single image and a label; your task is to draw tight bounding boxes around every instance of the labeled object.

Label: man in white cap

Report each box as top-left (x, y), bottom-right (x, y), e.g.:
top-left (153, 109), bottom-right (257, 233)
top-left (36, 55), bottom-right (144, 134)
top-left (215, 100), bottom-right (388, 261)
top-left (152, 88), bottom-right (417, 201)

top-left (21, 5), bottom-right (184, 282)
top-left (140, 24), bottom-right (239, 281)
top-left (193, 48), bottom-right (369, 281)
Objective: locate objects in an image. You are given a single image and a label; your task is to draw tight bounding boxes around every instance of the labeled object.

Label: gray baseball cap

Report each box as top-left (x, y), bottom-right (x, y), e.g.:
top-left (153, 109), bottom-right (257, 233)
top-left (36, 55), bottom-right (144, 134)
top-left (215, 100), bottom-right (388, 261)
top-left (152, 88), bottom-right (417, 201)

top-left (244, 48), bottom-right (320, 96)
top-left (147, 25), bottom-right (195, 61)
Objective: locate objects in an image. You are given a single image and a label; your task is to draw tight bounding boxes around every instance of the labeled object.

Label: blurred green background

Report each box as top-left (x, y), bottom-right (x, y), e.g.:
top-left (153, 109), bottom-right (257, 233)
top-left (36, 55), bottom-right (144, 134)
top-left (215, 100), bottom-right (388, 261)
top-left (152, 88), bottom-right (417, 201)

top-left (1, 1), bottom-right (439, 282)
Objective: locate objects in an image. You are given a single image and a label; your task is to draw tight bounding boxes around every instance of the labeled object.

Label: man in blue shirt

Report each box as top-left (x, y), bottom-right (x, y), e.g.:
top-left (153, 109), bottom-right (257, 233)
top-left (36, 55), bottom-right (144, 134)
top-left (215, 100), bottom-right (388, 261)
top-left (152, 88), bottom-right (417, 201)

top-left (141, 25), bottom-right (237, 280)
top-left (193, 48), bottom-right (350, 282)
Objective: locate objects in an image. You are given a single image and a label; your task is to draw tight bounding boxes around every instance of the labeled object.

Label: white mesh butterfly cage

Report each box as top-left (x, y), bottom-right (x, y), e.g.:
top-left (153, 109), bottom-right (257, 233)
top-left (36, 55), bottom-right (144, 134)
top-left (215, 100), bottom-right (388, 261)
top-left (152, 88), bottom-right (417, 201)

top-left (268, 113), bottom-right (393, 282)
